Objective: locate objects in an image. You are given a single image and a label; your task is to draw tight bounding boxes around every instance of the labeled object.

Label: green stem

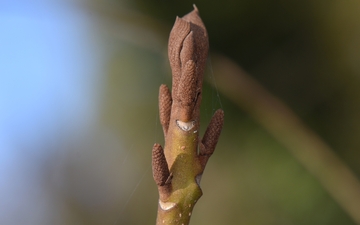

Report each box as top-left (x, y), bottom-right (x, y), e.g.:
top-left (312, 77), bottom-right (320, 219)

top-left (152, 6), bottom-right (224, 225)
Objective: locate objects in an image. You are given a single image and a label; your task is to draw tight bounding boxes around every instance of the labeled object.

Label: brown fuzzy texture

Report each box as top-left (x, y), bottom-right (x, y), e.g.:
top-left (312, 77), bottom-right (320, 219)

top-left (159, 85), bottom-right (172, 136)
top-left (168, 17), bottom-right (191, 95)
top-left (168, 6), bottom-right (209, 123)
top-left (180, 31), bottom-right (195, 68)
top-left (177, 60), bottom-right (196, 106)
top-left (181, 6), bottom-right (209, 92)
top-left (177, 60), bottom-right (197, 121)
top-left (201, 109), bottom-right (225, 156)
top-left (152, 144), bottom-right (170, 186)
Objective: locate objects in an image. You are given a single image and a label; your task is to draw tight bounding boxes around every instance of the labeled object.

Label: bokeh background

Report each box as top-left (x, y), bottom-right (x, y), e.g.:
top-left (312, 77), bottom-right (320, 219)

top-left (1, 0), bottom-right (360, 224)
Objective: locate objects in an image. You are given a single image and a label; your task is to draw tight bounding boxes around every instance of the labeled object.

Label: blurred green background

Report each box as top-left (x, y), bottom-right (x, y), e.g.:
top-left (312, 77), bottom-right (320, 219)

top-left (1, 0), bottom-right (360, 224)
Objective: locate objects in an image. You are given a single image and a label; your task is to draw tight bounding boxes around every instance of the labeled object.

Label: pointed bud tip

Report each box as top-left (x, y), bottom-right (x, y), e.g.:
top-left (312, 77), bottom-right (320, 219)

top-left (215, 109), bottom-right (225, 119)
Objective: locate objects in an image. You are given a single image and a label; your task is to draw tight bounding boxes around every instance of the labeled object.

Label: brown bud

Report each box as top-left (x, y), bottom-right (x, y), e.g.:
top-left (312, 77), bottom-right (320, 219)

top-left (152, 144), bottom-right (171, 186)
top-left (159, 85), bottom-right (172, 135)
top-left (177, 60), bottom-right (197, 121)
top-left (200, 109), bottom-right (224, 155)
top-left (168, 5), bottom-right (209, 121)
top-left (180, 31), bottom-right (195, 68)
top-left (181, 5), bottom-right (209, 83)
top-left (168, 16), bottom-right (191, 93)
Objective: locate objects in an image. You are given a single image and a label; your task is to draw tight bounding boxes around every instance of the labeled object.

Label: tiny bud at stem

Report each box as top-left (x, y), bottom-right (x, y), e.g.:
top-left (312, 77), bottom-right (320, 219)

top-left (152, 144), bottom-right (171, 186)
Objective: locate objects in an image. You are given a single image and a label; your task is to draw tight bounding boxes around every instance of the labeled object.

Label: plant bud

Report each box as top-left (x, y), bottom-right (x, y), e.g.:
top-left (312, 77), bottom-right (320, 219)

top-left (168, 5), bottom-right (209, 122)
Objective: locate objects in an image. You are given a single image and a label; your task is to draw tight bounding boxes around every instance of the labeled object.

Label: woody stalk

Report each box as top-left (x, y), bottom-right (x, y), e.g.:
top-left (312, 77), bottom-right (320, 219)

top-left (152, 5), bottom-right (224, 225)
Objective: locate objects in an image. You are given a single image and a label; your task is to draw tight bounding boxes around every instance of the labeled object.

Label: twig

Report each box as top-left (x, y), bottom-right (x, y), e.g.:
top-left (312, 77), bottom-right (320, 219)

top-left (211, 54), bottom-right (360, 225)
top-left (152, 6), bottom-right (224, 225)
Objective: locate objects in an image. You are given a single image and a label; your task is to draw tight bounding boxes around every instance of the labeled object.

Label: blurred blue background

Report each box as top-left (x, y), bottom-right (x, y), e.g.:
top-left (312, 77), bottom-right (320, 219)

top-left (1, 0), bottom-right (360, 224)
top-left (0, 1), bottom-right (106, 224)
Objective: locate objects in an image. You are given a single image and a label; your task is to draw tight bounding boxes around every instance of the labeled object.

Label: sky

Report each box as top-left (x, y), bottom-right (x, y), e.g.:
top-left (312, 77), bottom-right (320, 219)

top-left (0, 1), bottom-right (104, 223)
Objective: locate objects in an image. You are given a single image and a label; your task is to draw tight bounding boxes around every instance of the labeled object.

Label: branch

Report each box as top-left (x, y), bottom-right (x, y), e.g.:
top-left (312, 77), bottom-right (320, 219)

top-left (211, 54), bottom-right (360, 225)
top-left (152, 5), bottom-right (224, 225)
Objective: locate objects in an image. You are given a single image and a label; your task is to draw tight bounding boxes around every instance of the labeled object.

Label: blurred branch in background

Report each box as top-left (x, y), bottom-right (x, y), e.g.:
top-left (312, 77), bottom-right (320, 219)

top-left (210, 55), bottom-right (360, 224)
top-left (87, 0), bottom-right (168, 54)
